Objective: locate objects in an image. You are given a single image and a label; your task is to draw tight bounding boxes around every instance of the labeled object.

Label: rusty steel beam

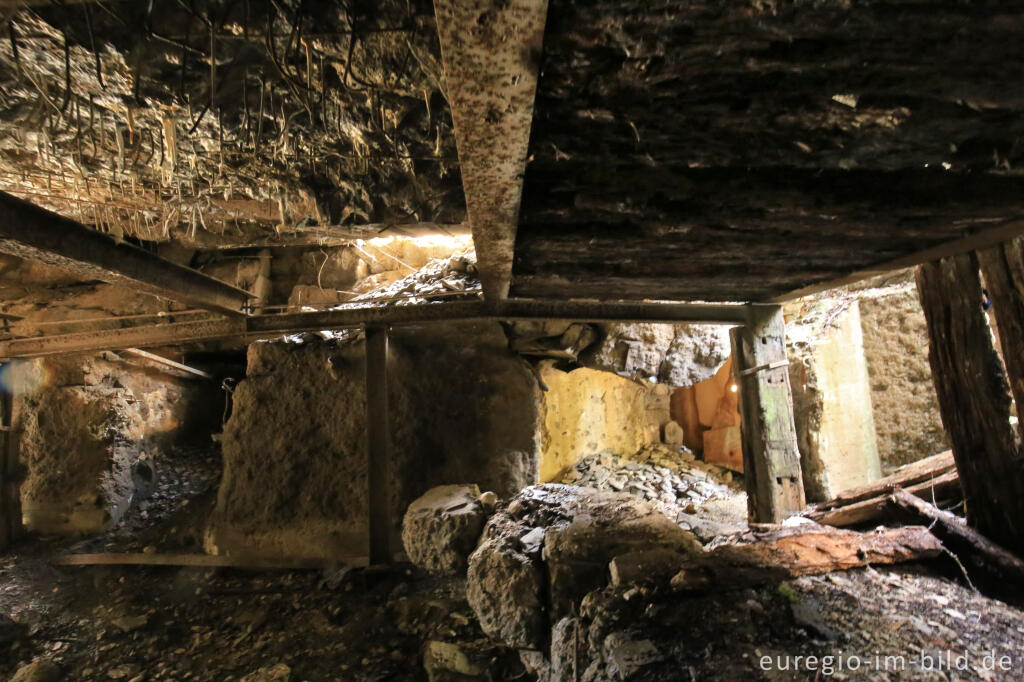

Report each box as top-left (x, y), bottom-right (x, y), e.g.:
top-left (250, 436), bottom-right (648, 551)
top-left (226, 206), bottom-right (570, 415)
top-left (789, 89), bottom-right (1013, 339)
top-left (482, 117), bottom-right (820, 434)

top-left (0, 299), bottom-right (752, 358)
top-left (364, 325), bottom-right (393, 565)
top-left (0, 192), bottom-right (253, 315)
top-left (433, 0), bottom-right (547, 301)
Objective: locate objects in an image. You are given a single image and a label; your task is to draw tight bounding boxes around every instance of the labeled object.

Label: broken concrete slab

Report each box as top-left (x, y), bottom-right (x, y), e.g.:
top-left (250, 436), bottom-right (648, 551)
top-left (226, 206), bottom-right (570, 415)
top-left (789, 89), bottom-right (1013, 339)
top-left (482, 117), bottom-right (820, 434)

top-left (402, 484), bottom-right (487, 576)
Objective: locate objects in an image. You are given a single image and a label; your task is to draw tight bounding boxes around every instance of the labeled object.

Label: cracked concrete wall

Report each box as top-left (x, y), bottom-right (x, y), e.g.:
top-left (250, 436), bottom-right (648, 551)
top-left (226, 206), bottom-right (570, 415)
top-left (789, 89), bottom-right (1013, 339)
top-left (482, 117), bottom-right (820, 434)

top-left (788, 301), bottom-right (882, 502)
top-left (8, 354), bottom-right (220, 535)
top-left (858, 285), bottom-right (950, 471)
top-left (207, 321), bottom-right (541, 561)
top-left (537, 364), bottom-right (669, 482)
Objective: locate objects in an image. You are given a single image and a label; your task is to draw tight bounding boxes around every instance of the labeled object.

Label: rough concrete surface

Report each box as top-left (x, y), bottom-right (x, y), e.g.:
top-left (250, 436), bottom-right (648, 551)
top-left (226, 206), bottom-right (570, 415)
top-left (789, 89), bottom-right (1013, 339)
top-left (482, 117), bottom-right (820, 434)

top-left (859, 283), bottom-right (951, 470)
top-left (581, 323), bottom-right (731, 386)
top-left (402, 484), bottom-right (487, 576)
top-left (466, 484), bottom-right (701, 656)
top-left (788, 300), bottom-right (882, 501)
top-left (209, 321), bottom-right (541, 561)
top-left (10, 354), bottom-right (219, 535)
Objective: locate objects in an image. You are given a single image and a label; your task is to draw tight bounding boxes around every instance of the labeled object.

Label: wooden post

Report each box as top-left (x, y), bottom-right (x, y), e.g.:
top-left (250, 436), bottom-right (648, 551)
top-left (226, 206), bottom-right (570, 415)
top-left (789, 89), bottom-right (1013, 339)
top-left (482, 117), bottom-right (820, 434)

top-left (978, 237), bottom-right (1024, 444)
top-left (364, 325), bottom-right (392, 565)
top-left (730, 305), bottom-right (805, 523)
top-left (918, 253), bottom-right (1024, 554)
top-left (0, 367), bottom-right (21, 549)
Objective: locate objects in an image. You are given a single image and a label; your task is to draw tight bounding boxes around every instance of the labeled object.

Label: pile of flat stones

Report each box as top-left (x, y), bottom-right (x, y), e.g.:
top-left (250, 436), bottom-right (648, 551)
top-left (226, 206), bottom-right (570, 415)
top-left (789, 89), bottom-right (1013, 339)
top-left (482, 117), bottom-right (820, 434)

top-left (559, 446), bottom-right (737, 511)
top-left (352, 249), bottom-right (480, 306)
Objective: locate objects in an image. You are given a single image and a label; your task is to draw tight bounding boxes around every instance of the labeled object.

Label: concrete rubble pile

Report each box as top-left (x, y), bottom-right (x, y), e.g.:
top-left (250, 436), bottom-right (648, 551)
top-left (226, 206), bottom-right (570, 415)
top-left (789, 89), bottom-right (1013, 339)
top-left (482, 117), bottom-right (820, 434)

top-left (350, 248), bottom-right (479, 306)
top-left (558, 446), bottom-right (738, 514)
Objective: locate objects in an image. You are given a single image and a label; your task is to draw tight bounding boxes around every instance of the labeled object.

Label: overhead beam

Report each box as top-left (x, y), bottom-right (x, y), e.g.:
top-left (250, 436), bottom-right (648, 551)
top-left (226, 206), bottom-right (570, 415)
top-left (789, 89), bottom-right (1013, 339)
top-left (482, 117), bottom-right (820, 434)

top-left (433, 0), bottom-right (547, 301)
top-left (771, 218), bottom-right (1024, 302)
top-left (0, 191), bottom-right (253, 315)
top-left (185, 222), bottom-right (471, 250)
top-left (121, 348), bottom-right (213, 380)
top-left (0, 299), bottom-right (750, 358)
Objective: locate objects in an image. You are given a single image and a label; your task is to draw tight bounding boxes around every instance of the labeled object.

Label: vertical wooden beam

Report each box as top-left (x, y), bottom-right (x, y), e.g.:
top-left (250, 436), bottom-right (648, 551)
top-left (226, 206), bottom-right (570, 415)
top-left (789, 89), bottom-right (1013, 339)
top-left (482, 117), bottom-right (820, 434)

top-left (731, 305), bottom-right (805, 522)
top-left (978, 237), bottom-right (1024, 444)
top-left (917, 253), bottom-right (1024, 554)
top-left (365, 325), bottom-right (392, 565)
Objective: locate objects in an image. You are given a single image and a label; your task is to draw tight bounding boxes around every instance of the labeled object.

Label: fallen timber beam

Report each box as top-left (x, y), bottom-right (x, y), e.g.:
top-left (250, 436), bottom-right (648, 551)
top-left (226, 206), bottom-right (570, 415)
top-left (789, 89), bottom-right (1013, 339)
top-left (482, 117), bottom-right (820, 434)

top-left (772, 218), bottom-right (1024, 303)
top-left (433, 0), bottom-right (547, 301)
top-left (0, 299), bottom-right (752, 359)
top-left (670, 525), bottom-right (943, 592)
top-left (890, 490), bottom-right (1024, 603)
top-left (0, 191), bottom-right (253, 316)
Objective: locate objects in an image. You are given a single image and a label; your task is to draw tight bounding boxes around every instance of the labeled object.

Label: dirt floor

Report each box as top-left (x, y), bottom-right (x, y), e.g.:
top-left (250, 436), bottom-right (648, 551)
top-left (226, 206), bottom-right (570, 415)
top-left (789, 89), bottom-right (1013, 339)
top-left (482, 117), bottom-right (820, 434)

top-left (4, 448), bottom-right (1024, 681)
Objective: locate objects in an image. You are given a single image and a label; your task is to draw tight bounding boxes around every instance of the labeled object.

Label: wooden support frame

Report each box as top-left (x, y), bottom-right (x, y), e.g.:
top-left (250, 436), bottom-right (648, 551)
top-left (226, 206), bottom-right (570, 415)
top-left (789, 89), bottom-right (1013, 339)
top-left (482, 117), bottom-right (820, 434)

top-left (0, 191), bottom-right (253, 316)
top-left (917, 252), bottom-right (1024, 554)
top-left (772, 218), bottom-right (1024, 303)
top-left (0, 299), bottom-right (752, 359)
top-left (731, 305), bottom-right (805, 523)
top-left (365, 325), bottom-right (393, 565)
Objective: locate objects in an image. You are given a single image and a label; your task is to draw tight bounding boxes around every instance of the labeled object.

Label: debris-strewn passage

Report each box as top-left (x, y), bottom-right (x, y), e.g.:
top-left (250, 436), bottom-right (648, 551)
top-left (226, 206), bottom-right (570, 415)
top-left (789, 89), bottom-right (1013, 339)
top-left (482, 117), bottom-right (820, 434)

top-left (4, 1), bottom-right (1024, 681)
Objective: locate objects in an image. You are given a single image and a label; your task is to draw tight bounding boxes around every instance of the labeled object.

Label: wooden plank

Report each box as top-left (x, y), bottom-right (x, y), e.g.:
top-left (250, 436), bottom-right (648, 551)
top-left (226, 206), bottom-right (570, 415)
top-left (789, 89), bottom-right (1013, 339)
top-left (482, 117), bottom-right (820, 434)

top-left (122, 348), bottom-right (213, 380)
top-left (365, 325), bottom-right (393, 565)
top-left (773, 219), bottom-right (1024, 302)
top-left (814, 450), bottom-right (955, 513)
top-left (917, 253), bottom-right (1024, 555)
top-left (731, 305), bottom-right (805, 523)
top-left (671, 525), bottom-right (942, 591)
top-left (433, 0), bottom-right (548, 300)
top-left (0, 191), bottom-right (253, 315)
top-left (809, 469), bottom-right (961, 528)
top-left (54, 553), bottom-right (370, 569)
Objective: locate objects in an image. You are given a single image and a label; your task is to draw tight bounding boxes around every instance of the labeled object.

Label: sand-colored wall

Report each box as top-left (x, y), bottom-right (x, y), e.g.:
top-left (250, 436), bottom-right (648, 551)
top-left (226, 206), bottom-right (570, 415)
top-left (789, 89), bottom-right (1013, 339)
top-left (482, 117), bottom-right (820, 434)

top-left (538, 365), bottom-right (665, 482)
top-left (208, 322), bottom-right (541, 561)
top-left (858, 285), bottom-right (950, 470)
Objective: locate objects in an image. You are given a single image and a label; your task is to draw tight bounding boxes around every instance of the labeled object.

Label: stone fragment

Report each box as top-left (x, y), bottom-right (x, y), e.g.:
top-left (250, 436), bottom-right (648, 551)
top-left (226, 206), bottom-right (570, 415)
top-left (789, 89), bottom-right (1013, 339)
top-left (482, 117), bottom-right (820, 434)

top-left (9, 660), bottom-right (61, 682)
top-left (402, 484), bottom-right (487, 576)
top-left (603, 633), bottom-right (664, 680)
top-left (609, 548), bottom-right (689, 587)
top-left (423, 641), bottom-right (487, 681)
top-left (662, 420), bottom-right (684, 447)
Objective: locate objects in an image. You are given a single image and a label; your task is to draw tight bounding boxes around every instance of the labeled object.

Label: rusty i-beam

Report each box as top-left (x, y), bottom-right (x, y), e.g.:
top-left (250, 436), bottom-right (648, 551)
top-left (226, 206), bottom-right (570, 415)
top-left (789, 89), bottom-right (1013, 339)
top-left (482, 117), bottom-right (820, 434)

top-left (0, 191), bottom-right (253, 316)
top-left (0, 300), bottom-right (754, 359)
top-left (433, 0), bottom-right (547, 301)
top-left (364, 325), bottom-right (393, 565)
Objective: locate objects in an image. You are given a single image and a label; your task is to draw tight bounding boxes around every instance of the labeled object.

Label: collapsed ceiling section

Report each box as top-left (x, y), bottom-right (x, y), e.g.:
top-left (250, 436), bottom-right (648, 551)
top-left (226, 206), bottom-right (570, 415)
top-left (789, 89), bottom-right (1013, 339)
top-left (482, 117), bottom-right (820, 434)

top-left (0, 0), bottom-right (465, 248)
top-left (515, 0), bottom-right (1024, 302)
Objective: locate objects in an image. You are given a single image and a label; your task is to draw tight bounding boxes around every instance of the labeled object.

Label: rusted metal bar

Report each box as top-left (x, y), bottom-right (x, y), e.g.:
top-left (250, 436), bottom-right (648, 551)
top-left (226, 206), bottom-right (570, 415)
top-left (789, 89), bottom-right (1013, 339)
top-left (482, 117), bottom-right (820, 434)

top-left (122, 348), bottom-right (213, 379)
top-left (0, 299), bottom-right (754, 358)
top-left (364, 325), bottom-right (392, 565)
top-left (0, 191), bottom-right (253, 315)
top-left (433, 0), bottom-right (548, 301)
